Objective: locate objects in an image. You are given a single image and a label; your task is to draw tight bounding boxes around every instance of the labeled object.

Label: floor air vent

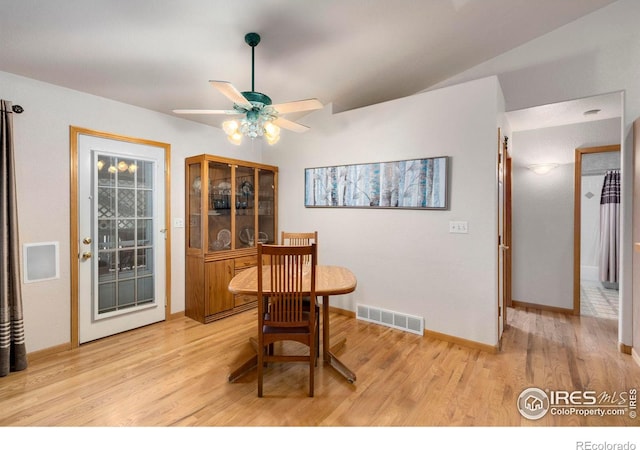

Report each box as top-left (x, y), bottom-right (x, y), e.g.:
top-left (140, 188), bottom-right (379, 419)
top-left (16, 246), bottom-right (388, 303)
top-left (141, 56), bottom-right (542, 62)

top-left (356, 304), bottom-right (424, 336)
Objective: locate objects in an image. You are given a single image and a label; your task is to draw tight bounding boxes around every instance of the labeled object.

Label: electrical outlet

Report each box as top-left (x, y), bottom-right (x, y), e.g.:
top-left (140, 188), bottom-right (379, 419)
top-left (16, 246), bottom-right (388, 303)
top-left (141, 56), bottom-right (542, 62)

top-left (449, 221), bottom-right (468, 234)
top-left (174, 218), bottom-right (184, 228)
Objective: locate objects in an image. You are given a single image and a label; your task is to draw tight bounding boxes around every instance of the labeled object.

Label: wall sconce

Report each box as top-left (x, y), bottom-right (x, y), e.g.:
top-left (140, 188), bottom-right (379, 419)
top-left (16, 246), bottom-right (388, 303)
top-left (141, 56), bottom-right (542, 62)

top-left (528, 163), bottom-right (559, 175)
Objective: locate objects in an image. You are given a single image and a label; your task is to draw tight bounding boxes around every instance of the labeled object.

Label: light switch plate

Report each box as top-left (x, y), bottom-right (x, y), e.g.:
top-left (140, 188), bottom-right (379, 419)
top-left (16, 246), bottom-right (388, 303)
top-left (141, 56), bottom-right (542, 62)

top-left (174, 218), bottom-right (184, 228)
top-left (449, 221), bottom-right (468, 233)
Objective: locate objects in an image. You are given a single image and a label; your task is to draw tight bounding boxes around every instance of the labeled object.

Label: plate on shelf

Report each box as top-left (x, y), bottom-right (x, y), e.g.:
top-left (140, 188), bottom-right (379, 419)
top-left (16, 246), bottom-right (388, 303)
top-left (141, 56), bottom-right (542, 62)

top-left (217, 229), bottom-right (231, 247)
top-left (241, 180), bottom-right (253, 195)
top-left (258, 231), bottom-right (269, 244)
top-left (193, 177), bottom-right (213, 192)
top-left (211, 239), bottom-right (224, 251)
top-left (238, 227), bottom-right (254, 245)
top-left (217, 181), bottom-right (232, 195)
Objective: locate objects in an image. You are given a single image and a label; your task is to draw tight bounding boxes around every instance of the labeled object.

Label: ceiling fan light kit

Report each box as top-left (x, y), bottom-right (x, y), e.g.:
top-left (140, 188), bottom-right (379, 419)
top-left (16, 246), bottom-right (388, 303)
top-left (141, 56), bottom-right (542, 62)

top-left (174, 32), bottom-right (322, 146)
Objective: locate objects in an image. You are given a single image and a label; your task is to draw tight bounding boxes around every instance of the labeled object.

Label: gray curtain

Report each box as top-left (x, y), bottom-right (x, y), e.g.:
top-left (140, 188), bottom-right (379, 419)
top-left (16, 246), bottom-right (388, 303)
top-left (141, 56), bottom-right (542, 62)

top-left (598, 169), bottom-right (620, 285)
top-left (0, 100), bottom-right (27, 377)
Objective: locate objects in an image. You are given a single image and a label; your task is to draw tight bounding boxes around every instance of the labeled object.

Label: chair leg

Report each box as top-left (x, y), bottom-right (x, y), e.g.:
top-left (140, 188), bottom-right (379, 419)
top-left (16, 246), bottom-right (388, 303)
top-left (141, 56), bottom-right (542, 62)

top-left (315, 305), bottom-right (320, 366)
top-left (257, 346), bottom-right (264, 397)
top-left (309, 336), bottom-right (315, 397)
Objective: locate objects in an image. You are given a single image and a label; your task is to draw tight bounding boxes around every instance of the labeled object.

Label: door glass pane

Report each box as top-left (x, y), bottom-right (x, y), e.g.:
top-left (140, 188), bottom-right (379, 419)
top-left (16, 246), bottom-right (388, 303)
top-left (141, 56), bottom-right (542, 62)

top-left (98, 219), bottom-right (116, 249)
top-left (98, 252), bottom-right (116, 281)
top-left (98, 282), bottom-right (116, 312)
top-left (117, 158), bottom-right (136, 188)
top-left (137, 219), bottom-right (153, 246)
top-left (118, 279), bottom-right (136, 308)
top-left (136, 160), bottom-right (153, 189)
top-left (118, 219), bottom-right (135, 248)
top-left (118, 188), bottom-right (136, 217)
top-left (188, 163), bottom-right (202, 250)
top-left (137, 189), bottom-right (152, 217)
top-left (97, 156), bottom-right (116, 187)
top-left (98, 187), bottom-right (116, 218)
top-left (258, 169), bottom-right (275, 244)
top-left (235, 165), bottom-right (255, 248)
top-left (208, 161), bottom-right (232, 252)
top-left (96, 153), bottom-right (158, 317)
top-left (118, 249), bottom-right (135, 279)
top-left (138, 248), bottom-right (153, 276)
top-left (137, 276), bottom-right (154, 303)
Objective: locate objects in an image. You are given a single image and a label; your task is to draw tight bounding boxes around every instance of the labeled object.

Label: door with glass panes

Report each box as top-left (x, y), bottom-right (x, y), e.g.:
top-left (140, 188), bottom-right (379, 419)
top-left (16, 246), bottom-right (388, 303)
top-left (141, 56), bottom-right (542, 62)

top-left (77, 132), bottom-right (167, 344)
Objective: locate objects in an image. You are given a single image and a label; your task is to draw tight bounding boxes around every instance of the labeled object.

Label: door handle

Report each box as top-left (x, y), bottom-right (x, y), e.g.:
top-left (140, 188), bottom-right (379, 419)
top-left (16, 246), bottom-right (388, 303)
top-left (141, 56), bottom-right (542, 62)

top-left (82, 251), bottom-right (93, 260)
top-left (500, 245), bottom-right (510, 251)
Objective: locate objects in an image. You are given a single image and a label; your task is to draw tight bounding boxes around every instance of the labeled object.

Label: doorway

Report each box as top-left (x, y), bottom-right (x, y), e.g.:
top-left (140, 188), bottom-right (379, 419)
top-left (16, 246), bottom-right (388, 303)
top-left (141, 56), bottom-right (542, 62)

top-left (70, 127), bottom-right (171, 346)
top-left (574, 145), bottom-right (621, 318)
top-left (497, 129), bottom-right (512, 345)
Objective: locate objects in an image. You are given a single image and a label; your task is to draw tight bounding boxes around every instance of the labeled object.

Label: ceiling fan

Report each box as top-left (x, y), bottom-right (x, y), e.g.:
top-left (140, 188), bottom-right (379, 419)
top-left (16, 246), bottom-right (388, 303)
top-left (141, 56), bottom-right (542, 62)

top-left (173, 32), bottom-right (323, 145)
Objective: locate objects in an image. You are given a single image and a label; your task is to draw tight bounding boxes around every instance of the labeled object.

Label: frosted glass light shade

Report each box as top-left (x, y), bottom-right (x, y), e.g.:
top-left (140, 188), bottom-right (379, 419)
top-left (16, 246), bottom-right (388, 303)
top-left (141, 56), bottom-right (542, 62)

top-left (528, 163), bottom-right (559, 175)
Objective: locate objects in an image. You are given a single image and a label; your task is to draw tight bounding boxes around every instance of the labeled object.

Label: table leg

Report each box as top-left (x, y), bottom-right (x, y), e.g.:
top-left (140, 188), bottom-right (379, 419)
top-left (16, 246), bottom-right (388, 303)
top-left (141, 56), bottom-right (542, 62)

top-left (321, 295), bottom-right (357, 383)
top-left (228, 354), bottom-right (257, 383)
top-left (229, 296), bottom-right (358, 385)
top-left (322, 296), bottom-right (330, 362)
top-left (228, 337), bottom-right (259, 383)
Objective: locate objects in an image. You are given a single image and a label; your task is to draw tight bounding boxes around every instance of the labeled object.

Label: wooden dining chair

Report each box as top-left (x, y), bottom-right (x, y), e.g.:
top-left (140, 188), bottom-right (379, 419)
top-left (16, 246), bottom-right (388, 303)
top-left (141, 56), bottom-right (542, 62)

top-left (280, 231), bottom-right (320, 350)
top-left (257, 243), bottom-right (318, 397)
top-left (280, 231), bottom-right (318, 264)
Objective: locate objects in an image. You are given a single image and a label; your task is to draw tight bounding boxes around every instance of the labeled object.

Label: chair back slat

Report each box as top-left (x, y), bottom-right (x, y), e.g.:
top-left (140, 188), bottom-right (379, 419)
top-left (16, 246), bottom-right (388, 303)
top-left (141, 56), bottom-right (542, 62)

top-left (258, 243), bottom-right (316, 328)
top-left (281, 231), bottom-right (318, 265)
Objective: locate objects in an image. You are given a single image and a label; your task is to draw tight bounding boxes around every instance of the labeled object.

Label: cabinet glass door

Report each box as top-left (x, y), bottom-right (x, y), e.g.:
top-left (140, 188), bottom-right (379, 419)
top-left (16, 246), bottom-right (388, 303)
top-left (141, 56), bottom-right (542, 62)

top-left (187, 162), bottom-right (202, 250)
top-left (258, 169), bottom-right (276, 244)
top-left (208, 161), bottom-right (232, 252)
top-left (235, 165), bottom-right (256, 248)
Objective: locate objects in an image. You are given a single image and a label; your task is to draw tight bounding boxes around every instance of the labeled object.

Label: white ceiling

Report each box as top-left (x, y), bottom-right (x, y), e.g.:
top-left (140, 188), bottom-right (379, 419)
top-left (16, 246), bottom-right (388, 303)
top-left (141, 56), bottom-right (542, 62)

top-left (0, 0), bottom-right (620, 129)
top-left (505, 92), bottom-right (623, 132)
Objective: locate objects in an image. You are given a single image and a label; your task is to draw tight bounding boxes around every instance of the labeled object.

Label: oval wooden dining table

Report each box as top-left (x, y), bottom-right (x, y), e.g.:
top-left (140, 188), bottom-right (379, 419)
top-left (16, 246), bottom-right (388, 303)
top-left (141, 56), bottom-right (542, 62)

top-left (227, 265), bottom-right (358, 384)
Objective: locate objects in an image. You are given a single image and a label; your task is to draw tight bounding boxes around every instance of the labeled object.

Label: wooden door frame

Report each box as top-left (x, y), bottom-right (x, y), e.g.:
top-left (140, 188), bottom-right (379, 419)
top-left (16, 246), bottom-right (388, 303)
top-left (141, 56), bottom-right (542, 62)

top-left (573, 144), bottom-right (620, 315)
top-left (497, 130), bottom-right (511, 344)
top-left (504, 143), bottom-right (512, 310)
top-left (69, 126), bottom-right (172, 348)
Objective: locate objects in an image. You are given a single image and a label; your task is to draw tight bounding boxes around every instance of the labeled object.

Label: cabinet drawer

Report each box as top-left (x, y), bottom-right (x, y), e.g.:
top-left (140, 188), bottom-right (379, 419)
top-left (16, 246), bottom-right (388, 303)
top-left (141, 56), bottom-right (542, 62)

top-left (235, 293), bottom-right (257, 307)
top-left (235, 255), bottom-right (257, 269)
top-left (234, 258), bottom-right (257, 307)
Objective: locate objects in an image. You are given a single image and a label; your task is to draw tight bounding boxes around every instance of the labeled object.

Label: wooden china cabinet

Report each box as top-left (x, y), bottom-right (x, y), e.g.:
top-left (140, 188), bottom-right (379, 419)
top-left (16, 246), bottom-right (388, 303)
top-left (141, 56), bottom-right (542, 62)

top-left (185, 154), bottom-right (278, 323)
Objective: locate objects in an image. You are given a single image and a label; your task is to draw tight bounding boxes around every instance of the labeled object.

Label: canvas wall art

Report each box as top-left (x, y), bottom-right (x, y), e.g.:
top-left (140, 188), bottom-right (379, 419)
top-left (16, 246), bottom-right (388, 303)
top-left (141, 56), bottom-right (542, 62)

top-left (304, 156), bottom-right (448, 209)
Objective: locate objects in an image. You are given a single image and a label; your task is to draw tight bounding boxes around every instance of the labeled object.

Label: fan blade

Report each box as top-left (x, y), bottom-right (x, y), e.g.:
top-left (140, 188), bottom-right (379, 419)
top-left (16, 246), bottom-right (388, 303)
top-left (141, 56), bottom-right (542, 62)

top-left (173, 109), bottom-right (240, 115)
top-left (209, 80), bottom-right (252, 109)
top-left (273, 117), bottom-right (310, 133)
top-left (272, 98), bottom-right (323, 115)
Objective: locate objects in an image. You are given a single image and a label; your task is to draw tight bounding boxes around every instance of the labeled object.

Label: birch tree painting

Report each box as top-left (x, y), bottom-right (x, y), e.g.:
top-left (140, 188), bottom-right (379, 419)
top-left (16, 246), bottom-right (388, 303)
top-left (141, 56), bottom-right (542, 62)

top-left (305, 156), bottom-right (448, 209)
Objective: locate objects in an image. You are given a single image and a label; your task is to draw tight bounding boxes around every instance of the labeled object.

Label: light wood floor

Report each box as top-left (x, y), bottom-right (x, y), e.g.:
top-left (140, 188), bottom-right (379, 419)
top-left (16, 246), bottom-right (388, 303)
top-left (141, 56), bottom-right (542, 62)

top-left (1, 307), bottom-right (638, 427)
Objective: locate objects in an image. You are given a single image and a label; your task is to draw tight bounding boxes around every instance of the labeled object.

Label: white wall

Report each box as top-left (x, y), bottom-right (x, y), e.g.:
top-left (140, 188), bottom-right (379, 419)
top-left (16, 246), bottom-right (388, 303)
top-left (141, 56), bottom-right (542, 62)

top-left (431, 0), bottom-right (638, 346)
top-left (511, 119), bottom-right (620, 309)
top-left (265, 76), bottom-right (503, 346)
top-left (1, 70), bottom-right (263, 353)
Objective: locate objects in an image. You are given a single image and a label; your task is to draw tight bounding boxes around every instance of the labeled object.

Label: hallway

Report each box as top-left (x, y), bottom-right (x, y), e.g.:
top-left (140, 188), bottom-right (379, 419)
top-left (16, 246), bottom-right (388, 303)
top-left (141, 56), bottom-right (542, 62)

top-left (581, 280), bottom-right (619, 320)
